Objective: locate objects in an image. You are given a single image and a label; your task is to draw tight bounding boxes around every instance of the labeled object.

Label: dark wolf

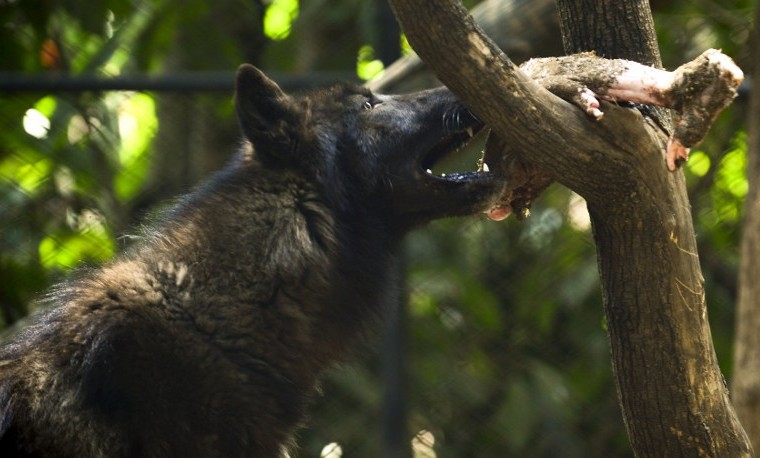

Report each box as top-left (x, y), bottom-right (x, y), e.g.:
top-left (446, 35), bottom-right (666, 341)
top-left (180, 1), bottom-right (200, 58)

top-left (0, 65), bottom-right (504, 457)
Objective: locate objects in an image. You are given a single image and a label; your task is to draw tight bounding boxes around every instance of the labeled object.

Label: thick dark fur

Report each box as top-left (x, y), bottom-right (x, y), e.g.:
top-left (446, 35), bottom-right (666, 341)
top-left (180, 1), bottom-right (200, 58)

top-left (0, 66), bottom-right (504, 457)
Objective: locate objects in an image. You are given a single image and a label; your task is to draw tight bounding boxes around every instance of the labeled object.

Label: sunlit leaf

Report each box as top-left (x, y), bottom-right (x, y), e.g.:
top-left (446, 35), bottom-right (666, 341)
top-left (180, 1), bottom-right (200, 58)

top-left (22, 108), bottom-right (50, 139)
top-left (711, 131), bottom-right (747, 223)
top-left (38, 222), bottom-right (115, 270)
top-left (114, 93), bottom-right (157, 201)
top-left (400, 34), bottom-right (413, 56)
top-left (34, 96), bottom-right (58, 118)
top-left (357, 45), bottom-right (384, 81)
top-left (717, 137), bottom-right (748, 199)
top-left (264, 0), bottom-right (299, 41)
top-left (686, 150), bottom-right (711, 177)
top-left (0, 149), bottom-right (52, 195)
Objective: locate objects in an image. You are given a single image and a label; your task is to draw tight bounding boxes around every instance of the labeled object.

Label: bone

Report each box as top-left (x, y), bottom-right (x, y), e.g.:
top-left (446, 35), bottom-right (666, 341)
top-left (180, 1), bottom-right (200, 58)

top-left (482, 49), bottom-right (744, 220)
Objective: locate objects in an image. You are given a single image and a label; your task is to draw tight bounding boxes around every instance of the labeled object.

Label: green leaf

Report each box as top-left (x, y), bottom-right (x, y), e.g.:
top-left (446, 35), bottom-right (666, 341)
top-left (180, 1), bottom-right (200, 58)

top-left (0, 147), bottom-right (52, 195)
top-left (114, 93), bottom-right (157, 202)
top-left (38, 222), bottom-right (114, 270)
top-left (356, 45), bottom-right (384, 81)
top-left (263, 0), bottom-right (299, 41)
top-left (686, 150), bottom-right (710, 177)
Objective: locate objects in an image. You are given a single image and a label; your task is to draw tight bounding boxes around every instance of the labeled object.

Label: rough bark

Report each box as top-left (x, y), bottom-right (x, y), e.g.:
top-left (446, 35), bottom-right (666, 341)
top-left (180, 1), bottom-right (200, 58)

top-left (732, 3), bottom-right (760, 451)
top-left (556, 3), bottom-right (751, 456)
top-left (387, 0), bottom-right (753, 456)
top-left (556, 0), bottom-right (662, 66)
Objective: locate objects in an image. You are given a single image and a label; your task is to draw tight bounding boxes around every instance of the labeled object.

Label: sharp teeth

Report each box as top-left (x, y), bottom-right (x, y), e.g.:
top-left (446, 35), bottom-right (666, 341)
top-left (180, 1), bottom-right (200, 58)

top-left (426, 169), bottom-right (432, 174)
top-left (466, 127), bottom-right (474, 137)
top-left (482, 162), bottom-right (490, 172)
top-left (440, 173), bottom-right (446, 177)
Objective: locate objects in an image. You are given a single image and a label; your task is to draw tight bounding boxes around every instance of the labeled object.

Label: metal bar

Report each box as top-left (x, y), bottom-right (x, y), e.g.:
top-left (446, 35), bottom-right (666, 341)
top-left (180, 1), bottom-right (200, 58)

top-left (382, 257), bottom-right (411, 458)
top-left (0, 71), bottom-right (358, 93)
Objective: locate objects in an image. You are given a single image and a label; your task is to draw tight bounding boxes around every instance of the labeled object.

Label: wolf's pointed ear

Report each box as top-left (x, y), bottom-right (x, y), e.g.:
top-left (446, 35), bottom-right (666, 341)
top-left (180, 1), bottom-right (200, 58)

top-left (235, 65), bottom-right (296, 152)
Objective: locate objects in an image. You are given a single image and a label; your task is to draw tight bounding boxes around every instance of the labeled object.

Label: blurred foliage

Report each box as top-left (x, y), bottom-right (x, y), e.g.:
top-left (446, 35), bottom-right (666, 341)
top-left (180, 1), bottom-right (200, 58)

top-left (263, 0), bottom-right (299, 41)
top-left (0, 0), bottom-right (754, 456)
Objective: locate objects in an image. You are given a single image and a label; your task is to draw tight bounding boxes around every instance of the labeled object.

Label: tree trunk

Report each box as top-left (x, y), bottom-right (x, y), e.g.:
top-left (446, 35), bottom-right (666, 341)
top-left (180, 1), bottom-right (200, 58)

top-left (387, 0), bottom-right (753, 455)
top-left (556, 0), bottom-right (662, 66)
top-left (732, 3), bottom-right (760, 451)
top-left (554, 0), bottom-right (671, 132)
top-left (558, 2), bottom-right (750, 456)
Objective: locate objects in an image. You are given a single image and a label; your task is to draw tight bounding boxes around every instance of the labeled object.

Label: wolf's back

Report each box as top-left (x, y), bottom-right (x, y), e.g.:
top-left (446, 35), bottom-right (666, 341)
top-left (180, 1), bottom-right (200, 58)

top-left (0, 265), bottom-right (298, 457)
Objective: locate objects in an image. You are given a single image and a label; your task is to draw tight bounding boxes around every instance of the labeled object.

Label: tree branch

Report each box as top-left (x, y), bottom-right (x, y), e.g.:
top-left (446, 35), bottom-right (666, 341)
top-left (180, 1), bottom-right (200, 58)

top-left (388, 0), bottom-right (753, 455)
top-left (387, 0), bottom-right (668, 204)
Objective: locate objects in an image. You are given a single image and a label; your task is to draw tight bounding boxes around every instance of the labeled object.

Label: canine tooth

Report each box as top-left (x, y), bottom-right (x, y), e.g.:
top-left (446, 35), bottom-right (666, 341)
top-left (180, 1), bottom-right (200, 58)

top-left (466, 127), bottom-right (474, 137)
top-left (482, 162), bottom-right (490, 172)
top-left (440, 173), bottom-right (446, 177)
top-left (426, 169), bottom-right (432, 174)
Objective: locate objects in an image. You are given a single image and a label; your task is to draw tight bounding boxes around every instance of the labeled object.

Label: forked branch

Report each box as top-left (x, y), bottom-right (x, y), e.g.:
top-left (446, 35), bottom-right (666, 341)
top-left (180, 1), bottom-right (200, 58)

top-left (482, 49), bottom-right (743, 220)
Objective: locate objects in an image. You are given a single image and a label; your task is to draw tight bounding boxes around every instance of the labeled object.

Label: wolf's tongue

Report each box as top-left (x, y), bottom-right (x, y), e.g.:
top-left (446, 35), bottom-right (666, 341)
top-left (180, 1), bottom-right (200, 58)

top-left (485, 205), bottom-right (511, 221)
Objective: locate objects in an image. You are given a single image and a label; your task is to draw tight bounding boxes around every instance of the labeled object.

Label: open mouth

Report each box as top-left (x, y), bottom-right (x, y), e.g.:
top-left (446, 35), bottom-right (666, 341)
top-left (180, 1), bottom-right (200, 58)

top-left (420, 123), bottom-right (492, 180)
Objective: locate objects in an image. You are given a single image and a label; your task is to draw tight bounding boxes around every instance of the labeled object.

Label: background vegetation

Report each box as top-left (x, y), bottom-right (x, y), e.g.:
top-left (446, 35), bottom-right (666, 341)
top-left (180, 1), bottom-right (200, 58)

top-left (0, 0), bottom-right (753, 456)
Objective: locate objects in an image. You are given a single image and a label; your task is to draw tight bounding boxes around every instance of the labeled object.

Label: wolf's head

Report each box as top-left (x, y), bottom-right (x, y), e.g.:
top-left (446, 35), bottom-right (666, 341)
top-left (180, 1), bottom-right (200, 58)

top-left (235, 65), bottom-right (505, 230)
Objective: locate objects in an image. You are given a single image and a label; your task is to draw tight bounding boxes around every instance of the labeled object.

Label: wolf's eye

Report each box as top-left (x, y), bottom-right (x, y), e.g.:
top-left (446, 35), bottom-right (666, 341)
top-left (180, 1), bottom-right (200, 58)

top-left (362, 97), bottom-right (382, 111)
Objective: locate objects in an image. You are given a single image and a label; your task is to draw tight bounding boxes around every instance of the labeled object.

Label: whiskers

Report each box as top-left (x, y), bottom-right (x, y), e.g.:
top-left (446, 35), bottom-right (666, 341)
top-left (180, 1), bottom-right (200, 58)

top-left (442, 105), bottom-right (480, 133)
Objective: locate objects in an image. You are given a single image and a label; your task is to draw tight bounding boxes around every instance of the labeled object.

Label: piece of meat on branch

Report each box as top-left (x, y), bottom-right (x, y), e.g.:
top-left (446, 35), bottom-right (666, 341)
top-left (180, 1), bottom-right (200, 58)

top-left (483, 48), bottom-right (743, 221)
